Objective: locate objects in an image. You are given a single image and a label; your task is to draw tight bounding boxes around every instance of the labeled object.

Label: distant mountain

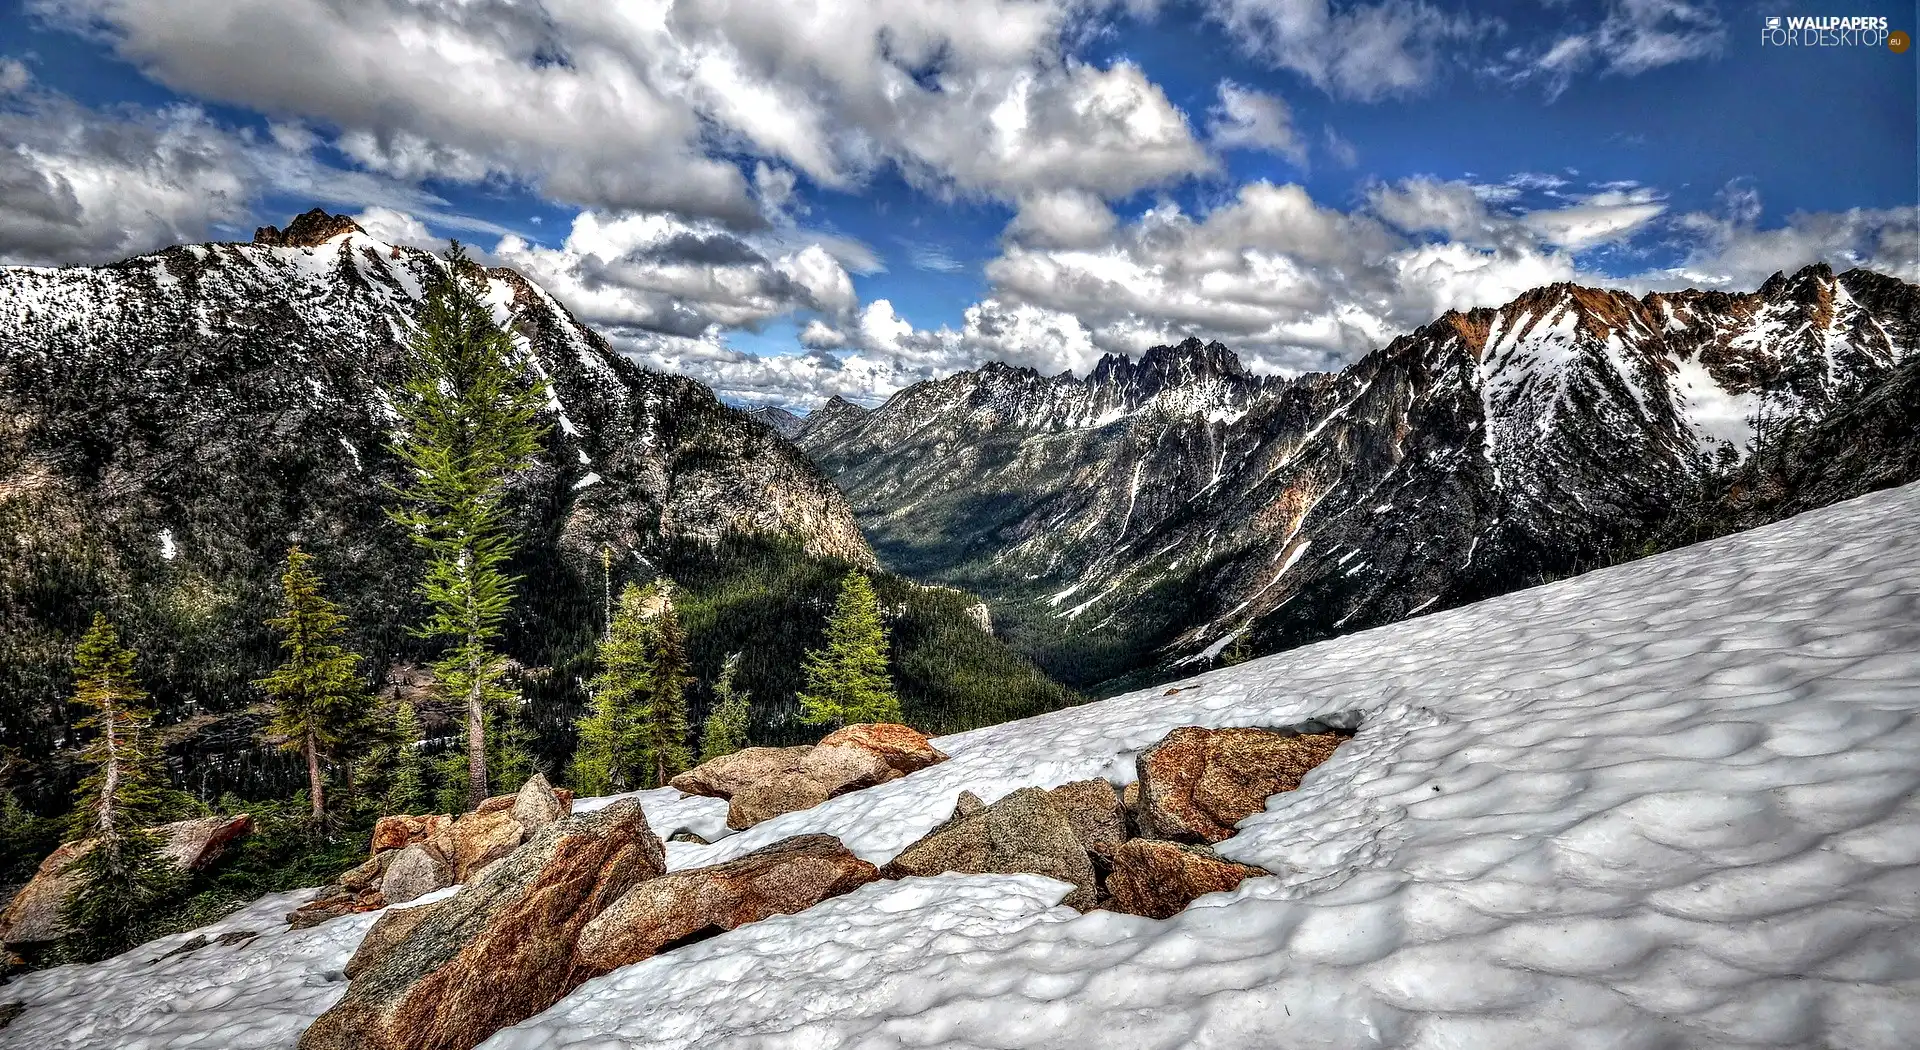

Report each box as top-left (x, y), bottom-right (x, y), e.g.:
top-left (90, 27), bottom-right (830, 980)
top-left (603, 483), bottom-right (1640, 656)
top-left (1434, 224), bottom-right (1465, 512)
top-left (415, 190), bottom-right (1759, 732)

top-left (799, 264), bottom-right (1919, 689)
top-left (0, 210), bottom-right (1072, 806)
top-left (793, 395), bottom-right (870, 445)
top-left (746, 405), bottom-right (806, 439)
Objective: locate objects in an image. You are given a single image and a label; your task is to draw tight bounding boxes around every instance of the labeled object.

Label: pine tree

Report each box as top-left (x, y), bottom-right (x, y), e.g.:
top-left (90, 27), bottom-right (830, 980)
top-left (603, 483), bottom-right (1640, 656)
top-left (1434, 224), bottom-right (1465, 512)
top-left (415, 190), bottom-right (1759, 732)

top-left (574, 582), bottom-right (655, 794)
top-left (387, 243), bottom-right (550, 809)
top-left (699, 652), bottom-right (751, 762)
top-left (63, 614), bottom-right (177, 954)
top-left (638, 593), bottom-right (692, 787)
top-left (256, 546), bottom-right (370, 822)
top-left (384, 702), bottom-right (433, 814)
top-left (796, 571), bottom-right (902, 728)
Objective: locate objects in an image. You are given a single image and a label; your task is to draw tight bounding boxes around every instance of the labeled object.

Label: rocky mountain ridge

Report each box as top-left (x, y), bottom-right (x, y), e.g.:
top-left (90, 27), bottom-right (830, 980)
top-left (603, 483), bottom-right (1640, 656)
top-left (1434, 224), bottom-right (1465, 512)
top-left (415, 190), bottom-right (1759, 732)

top-left (800, 263), bottom-right (1919, 687)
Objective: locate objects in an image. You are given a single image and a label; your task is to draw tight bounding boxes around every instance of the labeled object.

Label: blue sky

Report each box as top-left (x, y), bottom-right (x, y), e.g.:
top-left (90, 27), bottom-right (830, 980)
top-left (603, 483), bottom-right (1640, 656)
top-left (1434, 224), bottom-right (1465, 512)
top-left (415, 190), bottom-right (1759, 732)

top-left (1, 0), bottom-right (1914, 408)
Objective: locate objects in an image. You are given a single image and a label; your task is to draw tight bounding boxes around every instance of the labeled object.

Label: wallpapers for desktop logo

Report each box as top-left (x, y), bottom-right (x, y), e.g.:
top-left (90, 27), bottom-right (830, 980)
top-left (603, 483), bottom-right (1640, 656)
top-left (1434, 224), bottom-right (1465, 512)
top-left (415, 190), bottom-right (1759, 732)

top-left (1760, 14), bottom-right (1907, 51)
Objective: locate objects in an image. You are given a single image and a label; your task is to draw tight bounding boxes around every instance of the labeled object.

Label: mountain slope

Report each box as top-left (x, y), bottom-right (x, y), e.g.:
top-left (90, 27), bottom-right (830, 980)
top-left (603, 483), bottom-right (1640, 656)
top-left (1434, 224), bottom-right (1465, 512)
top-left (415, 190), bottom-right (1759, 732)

top-left (801, 265), bottom-right (1918, 688)
top-left (0, 211), bottom-right (1067, 805)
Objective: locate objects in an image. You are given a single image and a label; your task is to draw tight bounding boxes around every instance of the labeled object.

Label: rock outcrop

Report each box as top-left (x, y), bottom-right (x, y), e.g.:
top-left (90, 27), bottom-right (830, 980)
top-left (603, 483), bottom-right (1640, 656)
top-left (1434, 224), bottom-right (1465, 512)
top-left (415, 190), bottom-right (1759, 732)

top-left (370, 815), bottom-right (451, 856)
top-left (1046, 779), bottom-right (1127, 863)
top-left (0, 814), bottom-right (252, 947)
top-left (880, 788), bottom-right (1098, 911)
top-left (1103, 839), bottom-right (1268, 919)
top-left (299, 800), bottom-right (664, 1050)
top-left (574, 834), bottom-right (877, 974)
top-left (670, 724), bottom-right (949, 829)
top-left (1137, 726), bottom-right (1349, 843)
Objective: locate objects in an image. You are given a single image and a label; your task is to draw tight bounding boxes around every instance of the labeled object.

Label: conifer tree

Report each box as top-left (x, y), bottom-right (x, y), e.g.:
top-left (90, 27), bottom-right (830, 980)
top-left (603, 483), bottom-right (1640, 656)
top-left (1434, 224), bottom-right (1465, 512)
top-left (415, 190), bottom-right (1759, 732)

top-left (638, 593), bottom-right (692, 787)
top-left (384, 702), bottom-right (432, 814)
top-left (796, 571), bottom-right (902, 728)
top-left (63, 614), bottom-right (176, 954)
top-left (574, 582), bottom-right (655, 794)
top-left (699, 652), bottom-right (751, 762)
top-left (256, 546), bottom-right (370, 822)
top-left (388, 243), bottom-right (550, 809)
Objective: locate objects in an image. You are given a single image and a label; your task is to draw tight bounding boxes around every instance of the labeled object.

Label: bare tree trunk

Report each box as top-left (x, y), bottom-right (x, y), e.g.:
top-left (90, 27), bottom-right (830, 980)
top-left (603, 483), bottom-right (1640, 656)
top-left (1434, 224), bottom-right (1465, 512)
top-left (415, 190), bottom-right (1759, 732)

top-left (97, 690), bottom-right (119, 840)
top-left (467, 652), bottom-right (488, 809)
top-left (306, 727), bottom-right (326, 823)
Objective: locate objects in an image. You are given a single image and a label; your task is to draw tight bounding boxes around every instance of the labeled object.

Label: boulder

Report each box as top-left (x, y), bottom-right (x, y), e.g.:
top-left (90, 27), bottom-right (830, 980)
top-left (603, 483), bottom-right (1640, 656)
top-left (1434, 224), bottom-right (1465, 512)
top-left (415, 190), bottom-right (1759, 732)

top-left (880, 788), bottom-right (1098, 911)
top-left (670, 746), bottom-right (812, 799)
top-left (1103, 839), bottom-right (1268, 919)
top-left (429, 810), bottom-right (527, 883)
top-left (1136, 727), bottom-right (1349, 843)
top-left (380, 845), bottom-right (450, 905)
top-left (1046, 780), bottom-right (1127, 862)
top-left (339, 851), bottom-right (396, 893)
top-left (954, 790), bottom-right (987, 819)
top-left (288, 887), bottom-right (385, 930)
top-left (471, 784), bottom-right (571, 818)
top-left (726, 775), bottom-right (831, 830)
top-left (345, 901), bottom-right (444, 980)
top-left (508, 774), bottom-right (567, 834)
top-left (816, 723), bottom-right (948, 775)
top-left (1, 814), bottom-right (253, 947)
top-left (574, 834), bottom-right (876, 974)
top-left (371, 815), bottom-right (451, 856)
top-left (299, 800), bottom-right (665, 1050)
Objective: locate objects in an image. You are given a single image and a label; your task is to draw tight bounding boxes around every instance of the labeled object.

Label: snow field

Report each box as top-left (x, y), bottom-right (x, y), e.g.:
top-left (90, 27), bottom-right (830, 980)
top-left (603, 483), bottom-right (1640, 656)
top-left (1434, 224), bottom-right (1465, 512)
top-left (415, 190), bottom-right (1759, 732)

top-left (5, 482), bottom-right (1918, 1049)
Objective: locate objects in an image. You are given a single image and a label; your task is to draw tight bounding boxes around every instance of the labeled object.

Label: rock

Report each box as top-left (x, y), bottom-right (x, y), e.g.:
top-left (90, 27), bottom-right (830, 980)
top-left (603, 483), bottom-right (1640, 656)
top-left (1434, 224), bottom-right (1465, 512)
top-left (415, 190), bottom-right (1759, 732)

top-left (1136, 727), bottom-right (1349, 843)
top-left (253, 208), bottom-right (363, 247)
top-left (667, 830), bottom-right (709, 845)
top-left (345, 901), bottom-right (444, 980)
top-left (799, 743), bottom-right (898, 795)
top-left (1, 814), bottom-right (253, 947)
top-left (380, 845), bottom-right (450, 905)
top-left (815, 723), bottom-right (948, 776)
top-left (508, 774), bottom-right (567, 834)
top-left (215, 929), bottom-right (258, 947)
top-left (670, 746), bottom-right (812, 799)
top-left (726, 775), bottom-right (831, 830)
top-left (153, 933), bottom-right (209, 964)
top-left (339, 851), bottom-right (395, 893)
top-left (1103, 839), bottom-right (1268, 919)
top-left (953, 790), bottom-right (987, 819)
top-left (1046, 780), bottom-right (1126, 862)
top-left (299, 800), bottom-right (665, 1050)
top-left (1121, 782), bottom-right (1142, 836)
top-left (288, 887), bottom-right (385, 930)
top-left (574, 834), bottom-right (876, 974)
top-left (429, 810), bottom-right (527, 883)
top-left (880, 787), bottom-right (1098, 911)
top-left (371, 815), bottom-right (451, 856)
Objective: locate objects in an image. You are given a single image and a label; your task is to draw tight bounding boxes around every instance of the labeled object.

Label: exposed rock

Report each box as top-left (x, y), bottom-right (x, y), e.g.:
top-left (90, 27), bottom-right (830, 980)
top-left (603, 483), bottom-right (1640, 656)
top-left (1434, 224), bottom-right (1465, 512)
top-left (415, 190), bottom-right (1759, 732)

top-left (1046, 780), bottom-right (1127, 862)
top-left (816, 723), bottom-right (949, 776)
top-left (253, 208), bottom-right (364, 247)
top-left (508, 774), bottom-right (567, 834)
top-left (1121, 782), bottom-right (1142, 836)
top-left (799, 743), bottom-right (898, 794)
top-left (153, 933), bottom-right (209, 964)
top-left (345, 902), bottom-right (444, 980)
top-left (726, 775), bottom-right (831, 830)
top-left (671, 746), bottom-right (812, 799)
top-left (667, 830), bottom-right (709, 845)
top-left (215, 929), bottom-right (258, 947)
top-left (954, 790), bottom-right (986, 819)
top-left (380, 845), bottom-right (450, 906)
top-left (288, 887), bottom-right (385, 930)
top-left (575, 834), bottom-right (876, 974)
top-left (1103, 839), bottom-right (1268, 919)
top-left (339, 851), bottom-right (396, 893)
top-left (1137, 727), bottom-right (1349, 843)
top-left (430, 811), bottom-right (527, 883)
top-left (371, 815), bottom-right (451, 856)
top-left (300, 800), bottom-right (664, 1050)
top-left (880, 787), bottom-right (1098, 911)
top-left (1, 815), bottom-right (253, 947)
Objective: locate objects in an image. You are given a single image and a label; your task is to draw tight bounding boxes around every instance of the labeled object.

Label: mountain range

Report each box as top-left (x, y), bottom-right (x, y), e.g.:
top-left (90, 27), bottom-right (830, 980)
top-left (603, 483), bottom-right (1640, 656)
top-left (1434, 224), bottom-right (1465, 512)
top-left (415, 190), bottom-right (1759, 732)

top-left (796, 264), bottom-right (1919, 688)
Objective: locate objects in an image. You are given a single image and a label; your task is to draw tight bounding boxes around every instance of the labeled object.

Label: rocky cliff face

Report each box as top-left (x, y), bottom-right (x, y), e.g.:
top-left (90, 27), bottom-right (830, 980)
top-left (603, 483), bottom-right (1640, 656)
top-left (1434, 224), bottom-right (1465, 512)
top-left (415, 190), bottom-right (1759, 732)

top-left (801, 265), bottom-right (1919, 687)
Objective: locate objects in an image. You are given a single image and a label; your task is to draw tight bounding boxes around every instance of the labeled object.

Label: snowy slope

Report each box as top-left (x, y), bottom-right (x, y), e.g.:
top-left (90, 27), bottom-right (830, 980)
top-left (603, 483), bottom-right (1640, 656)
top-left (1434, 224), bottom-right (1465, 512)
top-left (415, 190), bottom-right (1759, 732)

top-left (8, 481), bottom-right (1920, 1049)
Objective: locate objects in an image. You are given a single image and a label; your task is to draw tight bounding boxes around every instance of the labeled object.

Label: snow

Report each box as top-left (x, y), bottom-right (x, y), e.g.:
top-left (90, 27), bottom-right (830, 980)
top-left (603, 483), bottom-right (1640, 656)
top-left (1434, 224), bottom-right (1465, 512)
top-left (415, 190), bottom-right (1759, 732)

top-left (157, 528), bottom-right (177, 560)
top-left (10, 482), bottom-right (1920, 1049)
top-left (570, 471), bottom-right (602, 491)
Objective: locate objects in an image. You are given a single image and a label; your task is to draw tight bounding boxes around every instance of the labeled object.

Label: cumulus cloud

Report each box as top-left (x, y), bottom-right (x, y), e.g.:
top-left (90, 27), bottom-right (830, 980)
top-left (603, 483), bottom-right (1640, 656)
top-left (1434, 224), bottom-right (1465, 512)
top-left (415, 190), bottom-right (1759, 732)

top-left (1206, 81), bottom-right (1307, 167)
top-left (1204, 0), bottom-right (1490, 100)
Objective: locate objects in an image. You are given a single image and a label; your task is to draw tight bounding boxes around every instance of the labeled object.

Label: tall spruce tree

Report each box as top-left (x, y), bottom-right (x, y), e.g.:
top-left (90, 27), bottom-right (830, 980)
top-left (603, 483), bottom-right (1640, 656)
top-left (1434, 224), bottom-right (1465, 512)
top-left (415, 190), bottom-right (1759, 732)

top-left (574, 582), bottom-right (655, 794)
top-left (699, 652), bottom-right (751, 762)
top-left (388, 243), bottom-right (550, 809)
top-left (384, 702), bottom-right (432, 814)
top-left (796, 571), bottom-right (902, 728)
top-left (638, 591), bottom-right (692, 787)
top-left (256, 546), bottom-right (370, 822)
top-left (63, 614), bottom-right (176, 954)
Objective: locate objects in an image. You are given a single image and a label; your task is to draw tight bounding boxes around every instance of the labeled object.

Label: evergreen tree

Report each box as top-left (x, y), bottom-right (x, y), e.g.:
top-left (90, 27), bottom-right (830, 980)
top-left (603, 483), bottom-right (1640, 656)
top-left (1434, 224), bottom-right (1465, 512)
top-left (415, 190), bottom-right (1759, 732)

top-left (62, 614), bottom-right (177, 955)
top-left (256, 546), bottom-right (370, 822)
top-left (796, 571), bottom-right (902, 728)
top-left (574, 582), bottom-right (655, 794)
top-left (387, 243), bottom-right (550, 809)
top-left (384, 702), bottom-right (433, 814)
top-left (638, 592), bottom-right (692, 787)
top-left (699, 652), bottom-right (751, 762)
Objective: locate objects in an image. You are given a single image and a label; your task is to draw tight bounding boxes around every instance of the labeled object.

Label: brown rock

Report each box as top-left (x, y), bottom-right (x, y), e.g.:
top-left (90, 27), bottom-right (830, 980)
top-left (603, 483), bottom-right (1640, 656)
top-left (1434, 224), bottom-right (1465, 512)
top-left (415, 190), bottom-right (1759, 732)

top-left (800, 743), bottom-right (899, 795)
top-left (953, 790), bottom-right (987, 819)
top-left (1103, 839), bottom-right (1268, 919)
top-left (1121, 782), bottom-right (1142, 836)
top-left (253, 208), bottom-right (363, 248)
top-left (880, 787), bottom-right (1098, 911)
top-left (1136, 727), bottom-right (1349, 843)
top-left (288, 887), bottom-right (385, 930)
top-left (726, 774), bottom-right (831, 830)
top-left (430, 810), bottom-right (527, 883)
top-left (508, 774), bottom-right (567, 835)
top-left (816, 723), bottom-right (949, 776)
top-left (670, 746), bottom-right (812, 799)
top-left (371, 815), bottom-right (451, 856)
top-left (299, 800), bottom-right (665, 1050)
top-left (1046, 780), bottom-right (1127, 862)
top-left (1, 815), bottom-right (253, 947)
top-left (380, 845), bottom-right (451, 905)
top-left (340, 851), bottom-right (396, 893)
top-left (575, 834), bottom-right (876, 974)
top-left (345, 901), bottom-right (444, 980)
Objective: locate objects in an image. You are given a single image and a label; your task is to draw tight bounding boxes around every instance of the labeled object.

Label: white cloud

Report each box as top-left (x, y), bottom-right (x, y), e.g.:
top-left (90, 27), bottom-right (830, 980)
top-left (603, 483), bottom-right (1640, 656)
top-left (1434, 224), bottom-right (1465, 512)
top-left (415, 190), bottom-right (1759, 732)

top-left (1204, 0), bottom-right (1489, 100)
top-left (1007, 188), bottom-right (1119, 249)
top-left (1518, 0), bottom-right (1725, 95)
top-left (350, 206), bottom-right (440, 251)
top-left (1206, 81), bottom-right (1307, 167)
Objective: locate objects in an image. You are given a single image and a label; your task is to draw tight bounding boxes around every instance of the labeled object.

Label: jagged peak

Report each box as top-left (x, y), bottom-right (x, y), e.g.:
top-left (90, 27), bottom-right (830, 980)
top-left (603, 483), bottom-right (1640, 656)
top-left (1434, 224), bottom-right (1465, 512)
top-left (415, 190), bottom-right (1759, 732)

top-left (1089, 336), bottom-right (1245, 386)
top-left (816, 395), bottom-right (868, 416)
top-left (252, 208), bottom-right (365, 248)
